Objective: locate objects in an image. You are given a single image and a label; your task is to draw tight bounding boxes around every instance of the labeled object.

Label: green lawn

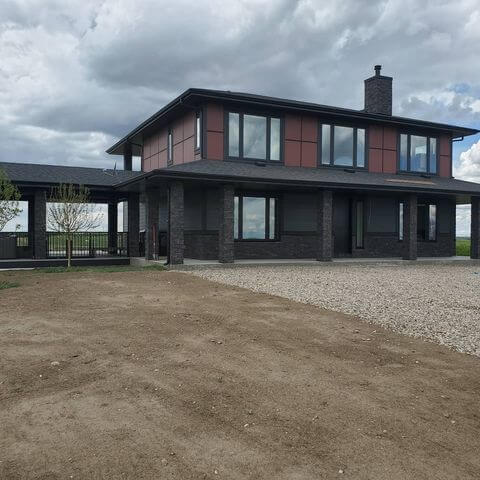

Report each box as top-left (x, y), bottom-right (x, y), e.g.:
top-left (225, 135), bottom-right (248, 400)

top-left (456, 237), bottom-right (471, 256)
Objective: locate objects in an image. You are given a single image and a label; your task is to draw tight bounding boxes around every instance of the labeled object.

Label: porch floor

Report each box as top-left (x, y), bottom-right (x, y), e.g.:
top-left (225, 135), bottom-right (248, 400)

top-left (0, 257), bottom-right (130, 270)
top-left (132, 255), bottom-right (479, 270)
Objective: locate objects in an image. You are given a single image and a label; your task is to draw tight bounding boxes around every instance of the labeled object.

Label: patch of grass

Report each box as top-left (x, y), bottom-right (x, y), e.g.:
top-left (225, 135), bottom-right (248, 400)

top-left (456, 238), bottom-right (471, 256)
top-left (0, 280), bottom-right (20, 290)
top-left (35, 264), bottom-right (166, 274)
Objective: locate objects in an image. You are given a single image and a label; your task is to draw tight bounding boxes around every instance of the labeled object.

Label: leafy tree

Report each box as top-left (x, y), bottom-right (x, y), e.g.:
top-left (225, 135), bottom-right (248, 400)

top-left (0, 168), bottom-right (22, 232)
top-left (48, 184), bottom-right (102, 267)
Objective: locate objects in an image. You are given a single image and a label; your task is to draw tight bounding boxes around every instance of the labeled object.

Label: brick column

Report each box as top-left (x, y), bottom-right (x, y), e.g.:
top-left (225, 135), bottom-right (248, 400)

top-left (32, 189), bottom-right (47, 259)
top-left (168, 181), bottom-right (184, 265)
top-left (218, 184), bottom-right (234, 263)
top-left (127, 193), bottom-right (140, 257)
top-left (471, 196), bottom-right (480, 259)
top-left (107, 201), bottom-right (118, 255)
top-left (403, 193), bottom-right (417, 260)
top-left (316, 189), bottom-right (333, 261)
top-left (145, 189), bottom-right (160, 260)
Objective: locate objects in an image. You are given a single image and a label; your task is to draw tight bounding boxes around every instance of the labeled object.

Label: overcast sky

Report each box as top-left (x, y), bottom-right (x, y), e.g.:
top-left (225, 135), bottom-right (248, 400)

top-left (1, 0), bottom-right (480, 234)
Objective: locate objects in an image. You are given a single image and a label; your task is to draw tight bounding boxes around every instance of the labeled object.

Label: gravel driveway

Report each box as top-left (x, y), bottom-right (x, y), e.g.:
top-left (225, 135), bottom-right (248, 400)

top-left (191, 263), bottom-right (480, 357)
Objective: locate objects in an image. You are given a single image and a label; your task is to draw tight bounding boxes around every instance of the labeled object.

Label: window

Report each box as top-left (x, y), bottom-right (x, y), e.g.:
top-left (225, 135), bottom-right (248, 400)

top-left (400, 202), bottom-right (437, 241)
top-left (167, 129), bottom-right (173, 165)
top-left (195, 111), bottom-right (201, 151)
top-left (234, 194), bottom-right (277, 240)
top-left (228, 113), bottom-right (281, 161)
top-left (398, 202), bottom-right (404, 240)
top-left (320, 125), bottom-right (366, 168)
top-left (399, 134), bottom-right (438, 174)
top-left (355, 200), bottom-right (364, 248)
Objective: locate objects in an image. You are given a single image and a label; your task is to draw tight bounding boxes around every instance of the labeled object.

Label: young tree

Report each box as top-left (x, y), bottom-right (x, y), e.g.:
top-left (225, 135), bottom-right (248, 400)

top-left (48, 184), bottom-right (102, 267)
top-left (0, 168), bottom-right (22, 232)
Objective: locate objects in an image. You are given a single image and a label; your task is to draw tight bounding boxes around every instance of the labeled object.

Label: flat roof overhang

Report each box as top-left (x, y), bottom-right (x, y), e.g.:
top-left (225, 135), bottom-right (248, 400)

top-left (106, 89), bottom-right (480, 156)
top-left (113, 169), bottom-right (476, 204)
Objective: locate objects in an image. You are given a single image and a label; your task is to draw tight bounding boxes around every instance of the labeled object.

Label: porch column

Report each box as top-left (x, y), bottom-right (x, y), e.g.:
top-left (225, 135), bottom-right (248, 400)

top-left (471, 196), bottom-right (480, 259)
top-left (168, 181), bottom-right (184, 265)
top-left (145, 189), bottom-right (160, 260)
top-left (124, 142), bottom-right (132, 171)
top-left (218, 184), bottom-right (234, 263)
top-left (32, 189), bottom-right (47, 259)
top-left (127, 193), bottom-right (140, 257)
top-left (107, 201), bottom-right (118, 255)
top-left (316, 189), bottom-right (333, 261)
top-left (403, 193), bottom-right (418, 260)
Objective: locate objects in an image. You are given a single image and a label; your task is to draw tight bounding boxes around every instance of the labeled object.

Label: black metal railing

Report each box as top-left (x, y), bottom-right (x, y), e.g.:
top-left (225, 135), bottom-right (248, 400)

top-left (46, 232), bottom-right (128, 258)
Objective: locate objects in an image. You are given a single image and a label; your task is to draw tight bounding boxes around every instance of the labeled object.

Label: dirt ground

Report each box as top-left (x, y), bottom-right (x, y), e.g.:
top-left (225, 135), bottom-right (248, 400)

top-left (0, 269), bottom-right (479, 480)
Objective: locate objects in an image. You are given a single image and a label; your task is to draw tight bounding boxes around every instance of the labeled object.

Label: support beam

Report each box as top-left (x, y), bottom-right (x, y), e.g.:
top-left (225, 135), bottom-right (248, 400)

top-left (145, 189), bottom-right (160, 260)
top-left (168, 181), bottom-right (184, 265)
top-left (31, 189), bottom-right (47, 259)
top-left (471, 196), bottom-right (480, 259)
top-left (218, 184), bottom-right (235, 263)
top-left (124, 142), bottom-right (132, 171)
top-left (127, 193), bottom-right (140, 257)
top-left (403, 193), bottom-right (418, 260)
top-left (316, 189), bottom-right (333, 261)
top-left (107, 202), bottom-right (118, 255)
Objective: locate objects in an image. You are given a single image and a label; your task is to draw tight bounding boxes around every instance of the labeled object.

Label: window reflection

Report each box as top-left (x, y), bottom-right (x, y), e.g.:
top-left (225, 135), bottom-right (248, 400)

top-left (270, 118), bottom-right (281, 161)
top-left (228, 113), bottom-right (240, 157)
top-left (242, 197), bottom-right (266, 239)
top-left (334, 126), bottom-right (354, 166)
top-left (410, 135), bottom-right (428, 172)
top-left (357, 129), bottom-right (365, 168)
top-left (243, 115), bottom-right (267, 159)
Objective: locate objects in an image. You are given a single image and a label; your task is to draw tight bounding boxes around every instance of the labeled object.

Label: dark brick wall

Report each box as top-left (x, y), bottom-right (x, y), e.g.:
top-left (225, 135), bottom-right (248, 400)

top-left (127, 193), bottom-right (140, 257)
top-left (218, 184), bottom-right (234, 263)
top-left (33, 189), bottom-right (47, 259)
top-left (364, 71), bottom-right (393, 116)
top-left (317, 190), bottom-right (333, 261)
top-left (403, 193), bottom-right (418, 260)
top-left (145, 190), bottom-right (160, 260)
top-left (168, 181), bottom-right (184, 264)
top-left (471, 197), bottom-right (479, 259)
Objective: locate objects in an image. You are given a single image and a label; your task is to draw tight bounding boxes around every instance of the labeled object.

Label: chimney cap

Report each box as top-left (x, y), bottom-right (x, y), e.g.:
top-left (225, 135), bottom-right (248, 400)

top-left (374, 65), bottom-right (382, 76)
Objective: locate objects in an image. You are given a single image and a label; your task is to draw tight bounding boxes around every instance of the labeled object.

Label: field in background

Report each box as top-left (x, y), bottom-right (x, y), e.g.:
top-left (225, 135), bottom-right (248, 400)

top-left (456, 237), bottom-right (471, 256)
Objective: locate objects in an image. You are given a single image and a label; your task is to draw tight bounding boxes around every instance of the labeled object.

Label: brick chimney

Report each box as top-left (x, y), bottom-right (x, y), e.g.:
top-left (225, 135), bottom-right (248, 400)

top-left (364, 65), bottom-right (392, 115)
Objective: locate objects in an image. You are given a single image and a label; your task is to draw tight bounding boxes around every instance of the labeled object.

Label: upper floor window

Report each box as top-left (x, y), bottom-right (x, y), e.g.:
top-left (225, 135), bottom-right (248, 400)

top-left (195, 111), bottom-right (201, 151)
top-left (167, 128), bottom-right (173, 165)
top-left (228, 113), bottom-right (281, 161)
top-left (320, 124), bottom-right (366, 168)
top-left (399, 134), bottom-right (437, 174)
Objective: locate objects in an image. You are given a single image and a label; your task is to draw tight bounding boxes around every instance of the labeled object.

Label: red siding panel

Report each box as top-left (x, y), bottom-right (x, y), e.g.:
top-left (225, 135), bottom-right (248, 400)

top-left (183, 136), bottom-right (195, 164)
top-left (368, 148), bottom-right (383, 172)
top-left (284, 140), bottom-right (301, 166)
top-left (207, 103), bottom-right (224, 132)
top-left (159, 150), bottom-right (167, 168)
top-left (383, 127), bottom-right (397, 151)
top-left (301, 117), bottom-right (317, 143)
top-left (173, 143), bottom-right (184, 164)
top-left (301, 142), bottom-right (317, 168)
top-left (369, 126), bottom-right (383, 149)
top-left (439, 155), bottom-right (451, 177)
top-left (159, 129), bottom-right (167, 151)
top-left (184, 111), bottom-right (195, 139)
top-left (383, 150), bottom-right (397, 173)
top-left (439, 135), bottom-right (451, 156)
top-left (285, 115), bottom-right (301, 141)
top-left (207, 131), bottom-right (224, 160)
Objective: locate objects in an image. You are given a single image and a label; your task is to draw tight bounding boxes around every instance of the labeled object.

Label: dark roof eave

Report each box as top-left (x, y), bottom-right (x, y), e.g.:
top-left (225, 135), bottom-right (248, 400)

top-left (106, 88), bottom-right (480, 155)
top-left (113, 168), bottom-right (479, 197)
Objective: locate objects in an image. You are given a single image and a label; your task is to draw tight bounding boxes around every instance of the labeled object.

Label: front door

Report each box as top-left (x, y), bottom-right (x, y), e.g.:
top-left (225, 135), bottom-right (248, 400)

top-left (333, 195), bottom-right (352, 257)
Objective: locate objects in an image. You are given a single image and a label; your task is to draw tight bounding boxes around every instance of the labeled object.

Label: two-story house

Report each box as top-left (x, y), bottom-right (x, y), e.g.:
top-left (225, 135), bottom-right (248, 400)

top-left (108, 66), bottom-right (480, 264)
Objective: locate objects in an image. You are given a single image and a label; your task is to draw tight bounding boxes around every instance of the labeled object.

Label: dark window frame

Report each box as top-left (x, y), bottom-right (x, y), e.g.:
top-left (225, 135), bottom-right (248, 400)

top-left (318, 123), bottom-right (368, 170)
top-left (225, 110), bottom-right (284, 164)
top-left (194, 110), bottom-right (202, 153)
top-left (397, 133), bottom-right (439, 175)
top-left (167, 128), bottom-right (173, 166)
top-left (234, 192), bottom-right (280, 242)
top-left (398, 200), bottom-right (438, 242)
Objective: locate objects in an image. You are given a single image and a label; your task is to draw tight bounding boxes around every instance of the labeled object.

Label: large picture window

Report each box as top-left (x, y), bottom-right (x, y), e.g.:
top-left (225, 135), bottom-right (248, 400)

top-left (234, 194), bottom-right (278, 240)
top-left (228, 113), bottom-right (281, 162)
top-left (399, 134), bottom-right (438, 174)
top-left (320, 125), bottom-right (366, 168)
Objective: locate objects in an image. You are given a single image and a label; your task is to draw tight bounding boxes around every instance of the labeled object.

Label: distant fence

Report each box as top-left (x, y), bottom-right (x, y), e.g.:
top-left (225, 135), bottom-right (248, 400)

top-left (47, 232), bottom-right (128, 258)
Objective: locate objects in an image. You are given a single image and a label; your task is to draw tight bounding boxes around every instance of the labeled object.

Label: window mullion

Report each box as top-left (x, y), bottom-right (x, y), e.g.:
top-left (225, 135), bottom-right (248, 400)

top-left (266, 117), bottom-right (271, 161)
top-left (330, 125), bottom-right (334, 165)
top-left (353, 128), bottom-right (358, 167)
top-left (265, 196), bottom-right (270, 240)
top-left (239, 113), bottom-right (244, 159)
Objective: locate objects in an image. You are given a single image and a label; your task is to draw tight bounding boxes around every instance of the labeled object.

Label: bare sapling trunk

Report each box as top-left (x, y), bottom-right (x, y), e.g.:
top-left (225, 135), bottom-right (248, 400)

top-left (48, 184), bottom-right (102, 268)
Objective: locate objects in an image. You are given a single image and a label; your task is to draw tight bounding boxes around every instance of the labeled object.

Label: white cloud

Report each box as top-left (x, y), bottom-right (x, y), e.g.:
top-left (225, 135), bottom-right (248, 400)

top-left (455, 139), bottom-right (480, 183)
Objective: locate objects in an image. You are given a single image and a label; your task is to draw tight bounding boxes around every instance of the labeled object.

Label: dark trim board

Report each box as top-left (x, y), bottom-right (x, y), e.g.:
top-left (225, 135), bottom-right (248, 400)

top-left (0, 257), bottom-right (131, 269)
